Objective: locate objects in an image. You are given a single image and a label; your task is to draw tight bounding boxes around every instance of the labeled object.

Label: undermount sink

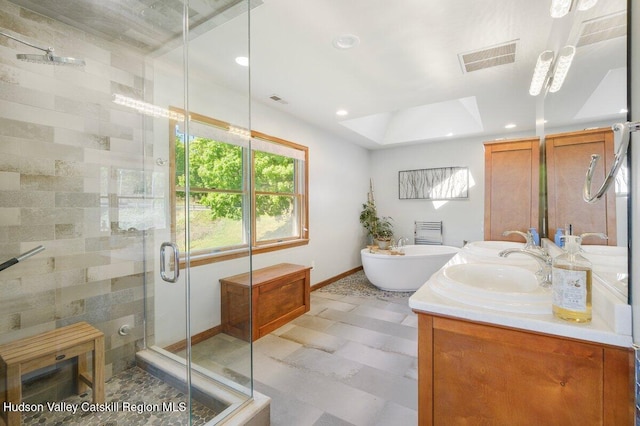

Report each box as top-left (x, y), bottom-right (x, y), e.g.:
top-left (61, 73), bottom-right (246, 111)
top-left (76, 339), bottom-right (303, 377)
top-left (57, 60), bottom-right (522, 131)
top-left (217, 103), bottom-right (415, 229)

top-left (580, 245), bottom-right (627, 271)
top-left (462, 241), bottom-right (537, 267)
top-left (463, 240), bottom-right (524, 255)
top-left (430, 263), bottom-right (551, 314)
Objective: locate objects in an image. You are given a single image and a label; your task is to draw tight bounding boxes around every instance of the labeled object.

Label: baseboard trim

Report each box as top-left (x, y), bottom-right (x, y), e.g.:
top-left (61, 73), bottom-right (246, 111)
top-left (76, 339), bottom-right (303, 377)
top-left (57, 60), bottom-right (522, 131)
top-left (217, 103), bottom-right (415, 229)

top-left (311, 266), bottom-right (363, 291)
top-left (163, 266), bottom-right (363, 351)
top-left (163, 325), bottom-right (223, 353)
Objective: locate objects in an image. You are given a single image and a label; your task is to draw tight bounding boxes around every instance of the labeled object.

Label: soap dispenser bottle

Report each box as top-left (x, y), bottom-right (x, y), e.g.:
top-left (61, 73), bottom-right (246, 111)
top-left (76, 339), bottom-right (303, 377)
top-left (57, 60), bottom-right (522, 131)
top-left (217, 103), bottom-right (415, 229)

top-left (529, 227), bottom-right (540, 246)
top-left (554, 228), bottom-right (564, 247)
top-left (551, 236), bottom-right (592, 323)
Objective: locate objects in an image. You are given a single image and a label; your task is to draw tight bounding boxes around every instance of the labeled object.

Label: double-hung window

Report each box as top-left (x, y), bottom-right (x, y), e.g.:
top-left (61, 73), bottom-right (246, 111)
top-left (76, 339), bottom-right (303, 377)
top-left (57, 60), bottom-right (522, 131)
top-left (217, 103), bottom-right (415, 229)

top-left (171, 111), bottom-right (308, 265)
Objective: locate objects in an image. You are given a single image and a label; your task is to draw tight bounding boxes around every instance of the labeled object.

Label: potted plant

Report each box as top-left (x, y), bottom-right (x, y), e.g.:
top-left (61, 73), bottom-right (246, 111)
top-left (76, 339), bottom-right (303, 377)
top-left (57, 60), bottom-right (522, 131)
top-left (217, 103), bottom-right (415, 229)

top-left (359, 180), bottom-right (394, 248)
top-left (373, 216), bottom-right (394, 249)
top-left (359, 199), bottom-right (378, 243)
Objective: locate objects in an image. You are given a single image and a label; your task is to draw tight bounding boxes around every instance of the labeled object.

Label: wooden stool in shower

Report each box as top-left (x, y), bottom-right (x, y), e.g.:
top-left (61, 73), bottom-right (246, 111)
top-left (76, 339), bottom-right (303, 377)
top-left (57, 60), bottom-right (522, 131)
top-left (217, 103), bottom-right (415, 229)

top-left (0, 322), bottom-right (105, 426)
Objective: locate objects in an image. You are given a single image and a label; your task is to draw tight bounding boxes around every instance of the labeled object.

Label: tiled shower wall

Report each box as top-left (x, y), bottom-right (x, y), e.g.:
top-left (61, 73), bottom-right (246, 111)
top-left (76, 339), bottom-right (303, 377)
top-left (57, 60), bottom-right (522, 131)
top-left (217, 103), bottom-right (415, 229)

top-left (0, 0), bottom-right (158, 401)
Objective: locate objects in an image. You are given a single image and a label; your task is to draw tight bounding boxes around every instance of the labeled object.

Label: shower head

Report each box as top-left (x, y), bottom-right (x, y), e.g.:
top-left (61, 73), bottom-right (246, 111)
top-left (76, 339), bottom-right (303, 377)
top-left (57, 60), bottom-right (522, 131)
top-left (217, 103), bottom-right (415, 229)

top-left (0, 30), bottom-right (85, 67)
top-left (16, 52), bottom-right (85, 66)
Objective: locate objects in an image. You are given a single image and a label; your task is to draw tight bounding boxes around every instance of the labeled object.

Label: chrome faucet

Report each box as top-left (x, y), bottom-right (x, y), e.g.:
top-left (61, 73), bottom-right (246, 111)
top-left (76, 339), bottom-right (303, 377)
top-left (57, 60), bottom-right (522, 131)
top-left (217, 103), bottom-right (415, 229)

top-left (502, 230), bottom-right (535, 249)
top-left (499, 248), bottom-right (552, 288)
top-left (578, 232), bottom-right (608, 242)
top-left (393, 236), bottom-right (409, 252)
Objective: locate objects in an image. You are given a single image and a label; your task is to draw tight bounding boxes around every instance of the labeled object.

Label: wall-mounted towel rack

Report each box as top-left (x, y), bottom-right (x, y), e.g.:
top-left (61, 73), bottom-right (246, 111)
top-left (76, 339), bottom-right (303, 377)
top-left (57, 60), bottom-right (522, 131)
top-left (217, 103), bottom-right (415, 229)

top-left (415, 221), bottom-right (443, 245)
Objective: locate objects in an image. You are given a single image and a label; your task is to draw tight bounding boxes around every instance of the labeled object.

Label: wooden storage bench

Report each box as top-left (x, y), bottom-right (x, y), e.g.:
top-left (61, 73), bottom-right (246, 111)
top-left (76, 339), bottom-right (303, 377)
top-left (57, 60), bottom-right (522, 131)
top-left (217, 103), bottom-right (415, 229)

top-left (0, 322), bottom-right (105, 426)
top-left (220, 263), bottom-right (312, 342)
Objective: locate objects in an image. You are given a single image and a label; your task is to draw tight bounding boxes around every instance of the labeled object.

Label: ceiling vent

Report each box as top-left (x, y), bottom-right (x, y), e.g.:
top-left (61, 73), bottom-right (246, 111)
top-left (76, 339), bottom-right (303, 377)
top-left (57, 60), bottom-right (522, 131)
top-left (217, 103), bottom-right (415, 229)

top-left (269, 94), bottom-right (288, 105)
top-left (458, 40), bottom-right (518, 73)
top-left (577, 12), bottom-right (626, 48)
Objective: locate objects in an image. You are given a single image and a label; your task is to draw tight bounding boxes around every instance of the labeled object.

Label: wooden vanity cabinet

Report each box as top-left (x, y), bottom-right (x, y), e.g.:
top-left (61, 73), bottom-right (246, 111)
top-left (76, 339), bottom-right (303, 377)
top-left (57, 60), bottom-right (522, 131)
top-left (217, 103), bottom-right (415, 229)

top-left (416, 313), bottom-right (634, 425)
top-left (546, 127), bottom-right (617, 245)
top-left (484, 138), bottom-right (540, 241)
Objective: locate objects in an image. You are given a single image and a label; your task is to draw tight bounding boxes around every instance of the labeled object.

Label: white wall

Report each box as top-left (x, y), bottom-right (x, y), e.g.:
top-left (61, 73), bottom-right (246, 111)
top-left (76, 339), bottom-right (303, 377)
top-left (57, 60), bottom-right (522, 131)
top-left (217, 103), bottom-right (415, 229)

top-left (151, 62), bottom-right (370, 345)
top-left (370, 136), bottom-right (489, 248)
top-left (249, 101), bottom-right (372, 276)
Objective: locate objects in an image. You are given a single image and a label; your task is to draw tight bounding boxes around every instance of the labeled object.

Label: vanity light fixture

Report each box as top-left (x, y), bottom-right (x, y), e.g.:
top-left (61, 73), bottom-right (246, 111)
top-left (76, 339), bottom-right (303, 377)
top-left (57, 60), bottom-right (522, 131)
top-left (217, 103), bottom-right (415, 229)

top-left (550, 0), bottom-right (572, 18)
top-left (577, 0), bottom-right (598, 11)
top-left (529, 50), bottom-right (554, 96)
top-left (550, 0), bottom-right (598, 18)
top-left (548, 45), bottom-right (576, 93)
top-left (529, 46), bottom-right (575, 96)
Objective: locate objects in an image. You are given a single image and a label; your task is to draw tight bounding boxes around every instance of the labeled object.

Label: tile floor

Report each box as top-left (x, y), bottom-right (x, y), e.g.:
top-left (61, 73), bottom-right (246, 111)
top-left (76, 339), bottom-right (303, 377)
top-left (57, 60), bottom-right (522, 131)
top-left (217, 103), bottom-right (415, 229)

top-left (19, 271), bottom-right (418, 426)
top-left (251, 272), bottom-right (418, 425)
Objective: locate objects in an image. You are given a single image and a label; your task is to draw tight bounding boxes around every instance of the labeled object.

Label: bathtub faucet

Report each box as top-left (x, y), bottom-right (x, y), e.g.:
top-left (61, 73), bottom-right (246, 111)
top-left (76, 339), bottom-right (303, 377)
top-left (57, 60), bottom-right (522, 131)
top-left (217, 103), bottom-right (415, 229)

top-left (392, 236), bottom-right (409, 252)
top-left (498, 248), bottom-right (552, 288)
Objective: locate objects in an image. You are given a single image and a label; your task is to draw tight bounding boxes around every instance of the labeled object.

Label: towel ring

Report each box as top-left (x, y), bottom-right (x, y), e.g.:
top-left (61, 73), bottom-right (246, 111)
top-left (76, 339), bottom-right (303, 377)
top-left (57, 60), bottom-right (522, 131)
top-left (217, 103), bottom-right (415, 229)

top-left (583, 121), bottom-right (639, 203)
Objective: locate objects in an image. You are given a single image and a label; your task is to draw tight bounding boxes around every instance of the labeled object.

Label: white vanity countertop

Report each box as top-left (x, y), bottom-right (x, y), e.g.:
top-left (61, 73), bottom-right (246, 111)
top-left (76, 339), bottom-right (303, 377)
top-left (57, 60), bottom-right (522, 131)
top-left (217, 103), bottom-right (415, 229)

top-left (409, 249), bottom-right (633, 348)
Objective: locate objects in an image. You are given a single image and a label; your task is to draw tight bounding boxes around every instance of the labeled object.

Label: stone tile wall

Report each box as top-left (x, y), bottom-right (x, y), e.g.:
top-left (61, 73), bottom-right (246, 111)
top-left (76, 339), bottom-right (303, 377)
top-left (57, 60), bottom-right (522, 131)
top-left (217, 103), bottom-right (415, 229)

top-left (0, 0), bottom-right (156, 402)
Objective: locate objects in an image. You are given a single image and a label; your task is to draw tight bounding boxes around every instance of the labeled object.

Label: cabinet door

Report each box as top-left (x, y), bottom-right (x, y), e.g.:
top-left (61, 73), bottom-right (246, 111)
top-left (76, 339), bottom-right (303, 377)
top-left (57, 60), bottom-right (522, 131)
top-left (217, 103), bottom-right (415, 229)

top-left (417, 315), bottom-right (633, 426)
top-left (546, 128), bottom-right (616, 245)
top-left (484, 138), bottom-right (540, 241)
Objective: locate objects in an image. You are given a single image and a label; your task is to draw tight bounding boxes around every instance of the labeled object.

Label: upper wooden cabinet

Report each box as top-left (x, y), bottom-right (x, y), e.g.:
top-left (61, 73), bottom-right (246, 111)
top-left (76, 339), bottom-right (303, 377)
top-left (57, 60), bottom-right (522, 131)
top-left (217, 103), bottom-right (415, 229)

top-left (546, 128), bottom-right (617, 245)
top-left (484, 138), bottom-right (540, 242)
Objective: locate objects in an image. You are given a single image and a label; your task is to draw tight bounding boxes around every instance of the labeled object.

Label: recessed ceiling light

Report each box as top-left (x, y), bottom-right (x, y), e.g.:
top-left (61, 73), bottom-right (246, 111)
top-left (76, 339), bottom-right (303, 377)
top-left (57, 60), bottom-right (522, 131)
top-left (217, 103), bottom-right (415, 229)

top-left (336, 109), bottom-right (349, 116)
top-left (332, 34), bottom-right (360, 50)
top-left (235, 56), bottom-right (249, 66)
top-left (505, 123), bottom-right (517, 129)
top-left (446, 132), bottom-right (454, 137)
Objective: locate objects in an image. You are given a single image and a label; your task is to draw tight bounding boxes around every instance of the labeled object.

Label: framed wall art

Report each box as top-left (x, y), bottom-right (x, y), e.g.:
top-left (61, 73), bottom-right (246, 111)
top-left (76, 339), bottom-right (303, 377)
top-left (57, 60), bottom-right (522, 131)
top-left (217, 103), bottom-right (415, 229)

top-left (398, 166), bottom-right (469, 200)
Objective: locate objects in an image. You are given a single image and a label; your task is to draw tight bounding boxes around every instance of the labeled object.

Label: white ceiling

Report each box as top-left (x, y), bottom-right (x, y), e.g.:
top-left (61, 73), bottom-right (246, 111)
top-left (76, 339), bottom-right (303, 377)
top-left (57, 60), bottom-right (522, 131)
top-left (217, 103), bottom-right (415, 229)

top-left (170, 0), bottom-right (628, 149)
top-left (250, 0), bottom-right (550, 149)
top-left (9, 0), bottom-right (627, 149)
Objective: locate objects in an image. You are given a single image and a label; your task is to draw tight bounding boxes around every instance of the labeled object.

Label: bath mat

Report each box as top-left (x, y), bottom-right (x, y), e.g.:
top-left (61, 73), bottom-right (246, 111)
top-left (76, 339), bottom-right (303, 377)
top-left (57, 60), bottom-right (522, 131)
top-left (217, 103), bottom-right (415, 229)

top-left (316, 270), bottom-right (415, 300)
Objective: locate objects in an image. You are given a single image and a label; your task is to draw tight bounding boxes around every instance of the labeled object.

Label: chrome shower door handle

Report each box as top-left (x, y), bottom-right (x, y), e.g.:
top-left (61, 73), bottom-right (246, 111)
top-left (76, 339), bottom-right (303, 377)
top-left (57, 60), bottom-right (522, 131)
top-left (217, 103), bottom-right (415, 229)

top-left (160, 242), bottom-right (180, 283)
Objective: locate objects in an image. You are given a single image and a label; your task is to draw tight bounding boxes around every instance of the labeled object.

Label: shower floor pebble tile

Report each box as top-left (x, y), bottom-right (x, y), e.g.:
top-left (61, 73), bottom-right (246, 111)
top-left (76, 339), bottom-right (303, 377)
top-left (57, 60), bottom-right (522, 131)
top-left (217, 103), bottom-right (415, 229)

top-left (22, 367), bottom-right (217, 426)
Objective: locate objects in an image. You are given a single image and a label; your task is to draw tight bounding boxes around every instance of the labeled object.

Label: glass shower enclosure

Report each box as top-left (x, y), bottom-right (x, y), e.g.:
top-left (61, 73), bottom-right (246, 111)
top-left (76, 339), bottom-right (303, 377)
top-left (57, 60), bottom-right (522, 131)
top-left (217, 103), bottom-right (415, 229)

top-left (0, 0), bottom-right (256, 424)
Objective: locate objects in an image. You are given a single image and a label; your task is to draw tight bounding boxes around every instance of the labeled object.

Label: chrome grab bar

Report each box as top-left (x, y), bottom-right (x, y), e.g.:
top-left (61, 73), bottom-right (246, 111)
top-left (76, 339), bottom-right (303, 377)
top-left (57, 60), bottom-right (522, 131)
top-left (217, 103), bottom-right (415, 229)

top-left (160, 242), bottom-right (180, 283)
top-left (583, 121), bottom-right (639, 203)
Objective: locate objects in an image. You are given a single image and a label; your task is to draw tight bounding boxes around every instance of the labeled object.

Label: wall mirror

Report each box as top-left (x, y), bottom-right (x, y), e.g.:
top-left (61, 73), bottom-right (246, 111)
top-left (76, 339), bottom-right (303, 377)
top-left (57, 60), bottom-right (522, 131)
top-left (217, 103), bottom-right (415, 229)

top-left (540, 0), bottom-right (628, 300)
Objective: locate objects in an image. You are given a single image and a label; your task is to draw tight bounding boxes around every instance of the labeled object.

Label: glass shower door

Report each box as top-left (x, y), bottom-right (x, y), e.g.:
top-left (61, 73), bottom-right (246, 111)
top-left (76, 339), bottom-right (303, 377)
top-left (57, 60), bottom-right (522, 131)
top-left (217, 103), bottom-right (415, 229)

top-left (148, 0), bottom-right (254, 424)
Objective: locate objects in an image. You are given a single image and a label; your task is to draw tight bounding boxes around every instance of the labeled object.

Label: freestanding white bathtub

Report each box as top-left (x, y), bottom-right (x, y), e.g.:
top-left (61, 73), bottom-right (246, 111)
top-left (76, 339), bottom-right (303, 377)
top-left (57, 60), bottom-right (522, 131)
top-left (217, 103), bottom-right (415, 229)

top-left (361, 245), bottom-right (460, 292)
